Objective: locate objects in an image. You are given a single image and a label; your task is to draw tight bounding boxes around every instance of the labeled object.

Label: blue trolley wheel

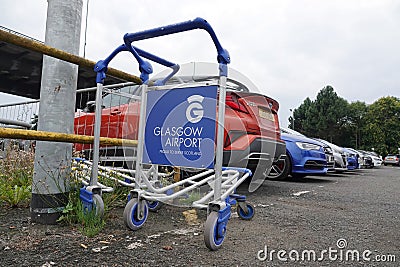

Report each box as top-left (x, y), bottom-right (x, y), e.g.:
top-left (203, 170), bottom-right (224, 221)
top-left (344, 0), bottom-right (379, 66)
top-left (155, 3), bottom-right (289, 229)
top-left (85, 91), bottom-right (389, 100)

top-left (237, 202), bottom-right (255, 220)
top-left (147, 201), bottom-right (163, 212)
top-left (92, 194), bottom-right (105, 218)
top-left (123, 198), bottom-right (148, 230)
top-left (204, 211), bottom-right (226, 250)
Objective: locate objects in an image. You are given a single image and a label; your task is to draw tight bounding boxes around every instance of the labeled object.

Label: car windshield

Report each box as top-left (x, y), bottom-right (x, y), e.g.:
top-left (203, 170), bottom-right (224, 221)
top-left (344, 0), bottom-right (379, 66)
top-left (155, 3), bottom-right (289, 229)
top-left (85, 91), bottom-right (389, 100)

top-left (102, 85), bottom-right (140, 107)
top-left (366, 151), bottom-right (379, 157)
top-left (315, 139), bottom-right (343, 153)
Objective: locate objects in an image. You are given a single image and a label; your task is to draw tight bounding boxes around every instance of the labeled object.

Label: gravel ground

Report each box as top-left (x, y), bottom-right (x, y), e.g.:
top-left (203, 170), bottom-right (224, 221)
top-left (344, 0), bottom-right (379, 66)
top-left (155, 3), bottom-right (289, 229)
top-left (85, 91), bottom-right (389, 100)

top-left (0, 166), bottom-right (399, 266)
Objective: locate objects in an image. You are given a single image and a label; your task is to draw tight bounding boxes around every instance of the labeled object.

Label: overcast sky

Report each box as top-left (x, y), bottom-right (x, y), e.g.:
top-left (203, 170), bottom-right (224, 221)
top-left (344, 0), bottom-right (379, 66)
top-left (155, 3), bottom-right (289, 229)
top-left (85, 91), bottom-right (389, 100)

top-left (1, 0), bottom-right (399, 126)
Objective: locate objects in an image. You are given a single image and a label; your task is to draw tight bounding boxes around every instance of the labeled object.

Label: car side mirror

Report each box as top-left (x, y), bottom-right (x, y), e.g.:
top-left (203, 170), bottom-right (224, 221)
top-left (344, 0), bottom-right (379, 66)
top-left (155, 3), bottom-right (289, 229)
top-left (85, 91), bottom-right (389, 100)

top-left (84, 101), bottom-right (96, 113)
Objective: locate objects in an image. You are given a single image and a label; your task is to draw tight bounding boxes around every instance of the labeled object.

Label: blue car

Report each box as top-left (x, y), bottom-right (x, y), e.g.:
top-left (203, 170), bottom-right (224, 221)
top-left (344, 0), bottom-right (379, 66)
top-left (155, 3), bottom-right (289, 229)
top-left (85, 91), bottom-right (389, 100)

top-left (343, 148), bottom-right (359, 170)
top-left (268, 128), bottom-right (328, 180)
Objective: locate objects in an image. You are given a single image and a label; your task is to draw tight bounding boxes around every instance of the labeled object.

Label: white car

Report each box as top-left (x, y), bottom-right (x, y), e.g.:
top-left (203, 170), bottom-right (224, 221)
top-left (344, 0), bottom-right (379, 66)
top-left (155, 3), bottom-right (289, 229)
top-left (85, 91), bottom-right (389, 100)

top-left (313, 139), bottom-right (347, 172)
top-left (366, 151), bottom-right (383, 167)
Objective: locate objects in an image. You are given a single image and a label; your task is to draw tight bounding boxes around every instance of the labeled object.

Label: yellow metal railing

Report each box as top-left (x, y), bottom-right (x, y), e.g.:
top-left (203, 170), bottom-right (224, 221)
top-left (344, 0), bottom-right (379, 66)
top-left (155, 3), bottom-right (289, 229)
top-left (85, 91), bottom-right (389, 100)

top-left (0, 128), bottom-right (137, 146)
top-left (0, 28), bottom-right (141, 147)
top-left (0, 28), bottom-right (142, 84)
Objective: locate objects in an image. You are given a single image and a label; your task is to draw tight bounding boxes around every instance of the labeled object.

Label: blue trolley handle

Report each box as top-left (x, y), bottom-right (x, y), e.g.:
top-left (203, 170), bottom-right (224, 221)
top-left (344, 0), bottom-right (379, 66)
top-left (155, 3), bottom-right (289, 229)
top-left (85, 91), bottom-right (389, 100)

top-left (95, 17), bottom-right (230, 83)
top-left (94, 44), bottom-right (177, 84)
top-left (124, 17), bottom-right (230, 64)
top-left (133, 47), bottom-right (180, 86)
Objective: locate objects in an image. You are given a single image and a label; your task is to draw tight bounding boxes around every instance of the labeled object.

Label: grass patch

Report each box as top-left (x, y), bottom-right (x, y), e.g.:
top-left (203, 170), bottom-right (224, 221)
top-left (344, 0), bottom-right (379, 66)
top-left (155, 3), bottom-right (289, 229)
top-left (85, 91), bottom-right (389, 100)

top-left (0, 144), bottom-right (34, 207)
top-left (1, 144), bottom-right (130, 237)
top-left (58, 188), bottom-right (106, 237)
top-left (57, 162), bottom-right (130, 236)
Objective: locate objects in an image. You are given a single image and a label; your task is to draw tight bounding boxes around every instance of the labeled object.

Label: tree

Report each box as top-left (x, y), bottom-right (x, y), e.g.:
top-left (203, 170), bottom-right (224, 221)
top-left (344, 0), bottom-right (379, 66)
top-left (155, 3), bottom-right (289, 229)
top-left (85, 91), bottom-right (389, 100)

top-left (363, 96), bottom-right (400, 156)
top-left (293, 85), bottom-right (349, 143)
top-left (290, 87), bottom-right (399, 154)
top-left (290, 97), bottom-right (312, 132)
top-left (314, 86), bottom-right (349, 142)
top-left (343, 101), bottom-right (368, 149)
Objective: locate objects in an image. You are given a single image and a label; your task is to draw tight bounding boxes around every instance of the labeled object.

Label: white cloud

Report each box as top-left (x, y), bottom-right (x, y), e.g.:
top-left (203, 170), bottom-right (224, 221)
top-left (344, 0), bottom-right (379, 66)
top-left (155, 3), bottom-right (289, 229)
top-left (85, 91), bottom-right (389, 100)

top-left (1, 0), bottom-right (399, 126)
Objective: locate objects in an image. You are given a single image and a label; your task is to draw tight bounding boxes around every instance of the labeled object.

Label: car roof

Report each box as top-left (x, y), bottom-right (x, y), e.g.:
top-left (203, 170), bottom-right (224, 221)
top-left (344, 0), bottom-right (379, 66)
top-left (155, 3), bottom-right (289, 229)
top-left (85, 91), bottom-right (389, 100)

top-left (151, 62), bottom-right (258, 93)
top-left (281, 127), bottom-right (305, 136)
top-left (312, 138), bottom-right (347, 153)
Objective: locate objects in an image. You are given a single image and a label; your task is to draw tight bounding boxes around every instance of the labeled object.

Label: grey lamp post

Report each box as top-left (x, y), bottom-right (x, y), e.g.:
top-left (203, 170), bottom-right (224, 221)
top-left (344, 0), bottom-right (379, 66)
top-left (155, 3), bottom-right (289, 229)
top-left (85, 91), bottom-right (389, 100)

top-left (290, 109), bottom-right (295, 130)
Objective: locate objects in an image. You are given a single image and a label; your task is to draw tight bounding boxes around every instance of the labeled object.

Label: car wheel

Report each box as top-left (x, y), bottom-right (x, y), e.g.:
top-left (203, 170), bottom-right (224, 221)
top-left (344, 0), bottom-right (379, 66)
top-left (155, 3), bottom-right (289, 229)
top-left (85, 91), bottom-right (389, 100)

top-left (267, 154), bottom-right (290, 180)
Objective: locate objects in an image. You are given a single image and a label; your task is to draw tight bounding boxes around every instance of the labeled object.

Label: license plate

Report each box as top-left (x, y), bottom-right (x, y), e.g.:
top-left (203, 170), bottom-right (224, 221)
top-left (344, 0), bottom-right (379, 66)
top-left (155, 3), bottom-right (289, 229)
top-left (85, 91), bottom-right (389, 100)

top-left (259, 107), bottom-right (274, 121)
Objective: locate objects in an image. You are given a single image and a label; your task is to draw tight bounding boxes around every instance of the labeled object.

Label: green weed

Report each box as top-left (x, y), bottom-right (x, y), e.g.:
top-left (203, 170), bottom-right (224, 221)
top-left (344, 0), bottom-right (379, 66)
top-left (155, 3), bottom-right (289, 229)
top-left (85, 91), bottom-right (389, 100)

top-left (57, 164), bottom-right (130, 236)
top-left (0, 145), bottom-right (34, 207)
top-left (0, 145), bottom-right (129, 237)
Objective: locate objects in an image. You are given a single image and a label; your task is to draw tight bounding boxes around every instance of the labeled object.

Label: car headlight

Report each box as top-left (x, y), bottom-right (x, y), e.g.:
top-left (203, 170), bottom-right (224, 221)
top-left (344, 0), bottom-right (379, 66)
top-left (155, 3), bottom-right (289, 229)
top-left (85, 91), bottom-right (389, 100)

top-left (295, 142), bottom-right (321, 151)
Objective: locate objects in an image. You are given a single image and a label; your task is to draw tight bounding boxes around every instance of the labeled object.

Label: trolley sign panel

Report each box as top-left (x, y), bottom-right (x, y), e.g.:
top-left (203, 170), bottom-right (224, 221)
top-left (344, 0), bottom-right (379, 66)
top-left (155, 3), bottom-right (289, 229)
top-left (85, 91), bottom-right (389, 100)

top-left (143, 85), bottom-right (218, 169)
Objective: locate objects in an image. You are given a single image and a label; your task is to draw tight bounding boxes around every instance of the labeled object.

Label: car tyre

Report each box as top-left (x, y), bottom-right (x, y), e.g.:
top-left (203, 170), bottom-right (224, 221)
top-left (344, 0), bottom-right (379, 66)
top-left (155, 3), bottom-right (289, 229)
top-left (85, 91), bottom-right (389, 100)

top-left (267, 153), bottom-right (290, 180)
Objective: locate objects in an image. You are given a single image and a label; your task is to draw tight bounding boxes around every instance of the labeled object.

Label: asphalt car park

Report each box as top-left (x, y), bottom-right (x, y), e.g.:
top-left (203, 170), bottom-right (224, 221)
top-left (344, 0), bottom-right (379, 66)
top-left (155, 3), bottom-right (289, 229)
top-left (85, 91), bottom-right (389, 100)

top-left (1, 166), bottom-right (398, 266)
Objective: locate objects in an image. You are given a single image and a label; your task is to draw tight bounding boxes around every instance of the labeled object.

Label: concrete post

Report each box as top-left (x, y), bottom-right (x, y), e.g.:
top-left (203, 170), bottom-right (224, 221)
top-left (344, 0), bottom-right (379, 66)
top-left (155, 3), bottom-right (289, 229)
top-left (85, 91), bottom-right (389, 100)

top-left (31, 0), bottom-right (83, 224)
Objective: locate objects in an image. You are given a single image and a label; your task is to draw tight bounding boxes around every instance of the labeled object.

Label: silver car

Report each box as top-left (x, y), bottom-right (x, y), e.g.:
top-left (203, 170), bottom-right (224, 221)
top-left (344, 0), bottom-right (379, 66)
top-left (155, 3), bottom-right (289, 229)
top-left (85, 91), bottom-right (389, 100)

top-left (313, 139), bottom-right (347, 172)
top-left (383, 154), bottom-right (400, 166)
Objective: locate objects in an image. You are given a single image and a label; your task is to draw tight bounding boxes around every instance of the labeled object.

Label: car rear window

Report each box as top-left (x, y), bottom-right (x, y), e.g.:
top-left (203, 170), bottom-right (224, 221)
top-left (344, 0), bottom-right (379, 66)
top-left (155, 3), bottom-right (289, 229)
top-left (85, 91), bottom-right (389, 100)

top-left (102, 85), bottom-right (140, 107)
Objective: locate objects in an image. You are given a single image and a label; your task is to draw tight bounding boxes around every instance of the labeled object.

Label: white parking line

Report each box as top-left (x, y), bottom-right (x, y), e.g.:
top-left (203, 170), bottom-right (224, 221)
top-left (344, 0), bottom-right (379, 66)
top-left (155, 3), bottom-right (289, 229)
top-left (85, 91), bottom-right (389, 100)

top-left (292, 190), bottom-right (311, 197)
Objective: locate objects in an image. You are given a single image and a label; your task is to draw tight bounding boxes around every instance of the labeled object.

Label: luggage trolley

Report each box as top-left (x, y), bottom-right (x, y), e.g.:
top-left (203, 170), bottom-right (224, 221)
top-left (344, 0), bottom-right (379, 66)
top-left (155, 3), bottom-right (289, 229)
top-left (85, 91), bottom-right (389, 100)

top-left (82, 18), bottom-right (255, 250)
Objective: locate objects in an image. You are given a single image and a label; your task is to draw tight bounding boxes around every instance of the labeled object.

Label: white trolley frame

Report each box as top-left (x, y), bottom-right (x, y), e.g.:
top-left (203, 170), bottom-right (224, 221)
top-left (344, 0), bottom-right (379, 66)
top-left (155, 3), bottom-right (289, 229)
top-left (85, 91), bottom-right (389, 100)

top-left (80, 18), bottom-right (255, 250)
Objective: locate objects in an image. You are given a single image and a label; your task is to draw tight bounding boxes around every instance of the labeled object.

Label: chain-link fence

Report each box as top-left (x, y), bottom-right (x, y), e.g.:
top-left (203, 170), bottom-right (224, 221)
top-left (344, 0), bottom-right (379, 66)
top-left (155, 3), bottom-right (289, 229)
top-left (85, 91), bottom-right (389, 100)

top-left (0, 82), bottom-right (140, 164)
top-left (0, 100), bottom-right (39, 156)
top-left (74, 82), bottom-right (140, 168)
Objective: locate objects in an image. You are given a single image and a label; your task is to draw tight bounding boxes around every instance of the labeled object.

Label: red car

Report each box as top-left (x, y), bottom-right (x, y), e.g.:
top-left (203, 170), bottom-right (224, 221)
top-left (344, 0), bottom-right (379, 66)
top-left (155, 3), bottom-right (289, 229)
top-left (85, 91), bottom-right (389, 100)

top-left (74, 63), bottom-right (286, 179)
